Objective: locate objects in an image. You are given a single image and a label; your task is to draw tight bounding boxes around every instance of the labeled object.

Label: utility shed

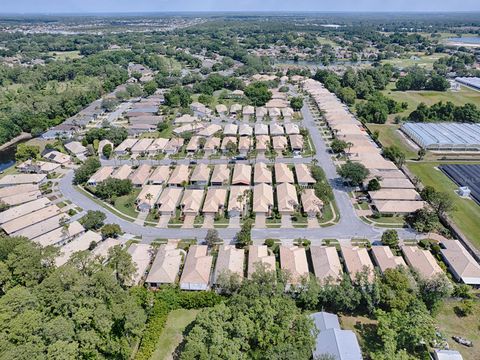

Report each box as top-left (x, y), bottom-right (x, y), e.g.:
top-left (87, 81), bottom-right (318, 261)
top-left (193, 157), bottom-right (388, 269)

top-left (145, 244), bottom-right (183, 287)
top-left (213, 245), bottom-right (245, 284)
top-left (179, 245), bottom-right (213, 291)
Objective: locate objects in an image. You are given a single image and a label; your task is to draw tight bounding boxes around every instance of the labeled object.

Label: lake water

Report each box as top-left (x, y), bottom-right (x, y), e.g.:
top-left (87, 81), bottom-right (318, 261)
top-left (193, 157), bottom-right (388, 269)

top-left (448, 37), bottom-right (480, 44)
top-left (0, 144), bottom-right (17, 172)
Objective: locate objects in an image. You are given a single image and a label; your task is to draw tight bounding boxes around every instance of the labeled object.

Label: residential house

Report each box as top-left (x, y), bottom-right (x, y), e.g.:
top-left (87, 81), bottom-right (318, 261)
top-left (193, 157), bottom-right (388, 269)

top-left (256, 107), bottom-right (267, 121)
top-left (279, 245), bottom-right (309, 285)
top-left (164, 138), bottom-right (184, 155)
top-left (254, 123), bottom-right (269, 136)
top-left (440, 240), bottom-right (480, 285)
top-left (340, 245), bottom-right (375, 282)
top-left (136, 185), bottom-right (163, 212)
top-left (371, 246), bottom-right (407, 273)
top-left (111, 165), bottom-right (132, 180)
top-left (127, 243), bottom-right (152, 285)
top-left (310, 312), bottom-right (363, 360)
top-left (272, 136), bottom-right (288, 154)
top-left (311, 246), bottom-right (343, 283)
top-left (131, 138), bottom-right (154, 156)
top-left (228, 186), bottom-right (250, 217)
top-left (276, 182), bottom-right (298, 215)
top-left (295, 164), bottom-right (315, 187)
top-left (274, 163), bottom-right (294, 183)
top-left (64, 141), bottom-right (87, 160)
top-left (168, 165), bottom-right (190, 187)
top-left (204, 137), bottom-right (221, 155)
top-left (243, 106), bottom-right (255, 122)
top-left (0, 174), bottom-right (47, 188)
top-left (145, 244), bottom-right (183, 288)
top-left (230, 103), bottom-right (242, 116)
top-left (202, 188), bottom-right (227, 215)
top-left (210, 164), bottom-right (231, 186)
top-left (282, 107), bottom-right (294, 122)
top-left (239, 124), bottom-right (253, 137)
top-left (255, 135), bottom-right (271, 153)
top-left (148, 166), bottom-right (170, 185)
top-left (179, 245), bottom-right (213, 291)
top-left (190, 164), bottom-right (211, 186)
top-left (221, 136), bottom-right (237, 154)
top-left (401, 245), bottom-right (444, 279)
top-left (198, 124), bottom-right (222, 137)
top-left (213, 245), bottom-right (245, 284)
top-left (56, 231), bottom-right (102, 267)
top-left (156, 187), bottom-right (183, 215)
top-left (115, 138), bottom-right (137, 156)
top-left (43, 150), bottom-right (71, 165)
top-left (289, 135), bottom-right (304, 152)
top-left (301, 189), bottom-right (323, 217)
top-left (231, 164), bottom-right (251, 185)
top-left (215, 104), bottom-right (228, 116)
top-left (268, 107), bottom-right (281, 122)
top-left (223, 124), bottom-right (239, 136)
top-left (238, 136), bottom-right (252, 156)
top-left (146, 138), bottom-right (168, 155)
top-left (129, 164), bottom-right (152, 187)
top-left (180, 189), bottom-right (204, 216)
top-left (253, 183), bottom-right (274, 216)
top-left (270, 123), bottom-right (285, 136)
top-left (253, 162), bottom-right (272, 184)
top-left (247, 245), bottom-right (275, 278)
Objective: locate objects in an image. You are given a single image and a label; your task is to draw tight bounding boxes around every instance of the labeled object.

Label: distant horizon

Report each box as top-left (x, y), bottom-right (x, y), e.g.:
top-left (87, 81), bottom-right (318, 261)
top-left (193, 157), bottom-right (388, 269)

top-left (1, 0), bottom-right (480, 15)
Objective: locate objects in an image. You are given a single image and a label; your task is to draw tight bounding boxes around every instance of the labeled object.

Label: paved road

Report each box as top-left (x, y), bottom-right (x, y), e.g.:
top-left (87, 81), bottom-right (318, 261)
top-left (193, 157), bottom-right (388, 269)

top-left (57, 102), bottom-right (418, 244)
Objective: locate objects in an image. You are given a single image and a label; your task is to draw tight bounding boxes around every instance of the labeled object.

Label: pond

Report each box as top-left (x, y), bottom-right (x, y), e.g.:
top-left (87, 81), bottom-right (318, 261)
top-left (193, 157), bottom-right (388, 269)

top-left (0, 144), bottom-right (16, 172)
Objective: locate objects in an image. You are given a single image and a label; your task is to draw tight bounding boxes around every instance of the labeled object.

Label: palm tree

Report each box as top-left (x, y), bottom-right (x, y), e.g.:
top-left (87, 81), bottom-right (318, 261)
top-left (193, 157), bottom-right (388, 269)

top-left (145, 193), bottom-right (153, 207)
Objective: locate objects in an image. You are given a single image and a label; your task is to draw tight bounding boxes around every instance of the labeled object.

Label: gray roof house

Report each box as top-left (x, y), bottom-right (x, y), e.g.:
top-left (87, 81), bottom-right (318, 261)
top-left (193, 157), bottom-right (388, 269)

top-left (310, 312), bottom-right (363, 360)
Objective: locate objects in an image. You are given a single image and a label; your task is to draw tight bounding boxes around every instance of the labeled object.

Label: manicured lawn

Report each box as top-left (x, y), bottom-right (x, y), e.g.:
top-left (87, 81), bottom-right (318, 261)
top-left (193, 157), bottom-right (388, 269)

top-left (48, 50), bottom-right (82, 60)
top-left (435, 298), bottom-right (480, 360)
top-left (407, 161), bottom-right (480, 248)
top-left (114, 189), bottom-right (141, 218)
top-left (382, 83), bottom-right (480, 120)
top-left (340, 314), bottom-right (379, 357)
top-left (380, 53), bottom-right (445, 69)
top-left (150, 309), bottom-right (200, 360)
top-left (365, 123), bottom-right (418, 159)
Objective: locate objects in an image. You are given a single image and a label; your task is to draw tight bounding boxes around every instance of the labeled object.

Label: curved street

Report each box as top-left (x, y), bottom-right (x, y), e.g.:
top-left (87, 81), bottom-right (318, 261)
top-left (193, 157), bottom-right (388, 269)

top-left (58, 103), bottom-right (418, 244)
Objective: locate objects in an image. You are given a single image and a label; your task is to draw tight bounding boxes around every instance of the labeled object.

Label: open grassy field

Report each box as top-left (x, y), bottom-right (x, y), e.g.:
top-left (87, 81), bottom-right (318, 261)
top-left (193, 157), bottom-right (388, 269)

top-left (382, 83), bottom-right (480, 120)
top-left (48, 50), bottom-right (82, 60)
top-left (435, 298), bottom-right (480, 360)
top-left (150, 309), bottom-right (199, 360)
top-left (407, 161), bottom-right (480, 248)
top-left (365, 123), bottom-right (418, 159)
top-left (381, 53), bottom-right (445, 70)
top-left (114, 189), bottom-right (141, 218)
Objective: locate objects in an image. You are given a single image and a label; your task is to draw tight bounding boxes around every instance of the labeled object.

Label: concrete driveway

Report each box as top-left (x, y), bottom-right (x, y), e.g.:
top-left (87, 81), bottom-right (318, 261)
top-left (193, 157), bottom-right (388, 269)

top-left (228, 216), bottom-right (240, 228)
top-left (281, 215), bottom-right (292, 228)
top-left (156, 215), bottom-right (171, 228)
top-left (307, 217), bottom-right (320, 228)
top-left (202, 214), bottom-right (214, 228)
top-left (182, 214), bottom-right (196, 228)
top-left (255, 213), bottom-right (266, 228)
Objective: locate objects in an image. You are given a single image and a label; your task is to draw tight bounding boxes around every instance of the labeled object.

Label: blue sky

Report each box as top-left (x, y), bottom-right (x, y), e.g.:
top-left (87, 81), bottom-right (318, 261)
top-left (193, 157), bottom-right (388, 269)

top-left (2, 0), bottom-right (480, 13)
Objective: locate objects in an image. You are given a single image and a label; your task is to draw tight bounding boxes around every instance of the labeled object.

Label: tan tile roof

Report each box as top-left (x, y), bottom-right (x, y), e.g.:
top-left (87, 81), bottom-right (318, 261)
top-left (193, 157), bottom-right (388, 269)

top-left (254, 123), bottom-right (269, 135)
top-left (253, 183), bottom-right (273, 213)
top-left (254, 162), bottom-right (272, 184)
top-left (276, 182), bottom-right (298, 213)
top-left (127, 243), bottom-right (152, 285)
top-left (284, 123), bottom-right (300, 135)
top-left (0, 197), bottom-right (50, 224)
top-left (2, 204), bottom-right (60, 235)
top-left (213, 245), bottom-right (245, 283)
top-left (112, 165), bottom-right (133, 180)
top-left (181, 189), bottom-right (204, 214)
top-left (295, 164), bottom-right (315, 184)
top-left (280, 245), bottom-right (309, 285)
top-left (0, 174), bottom-right (46, 187)
top-left (156, 187), bottom-right (183, 213)
top-left (372, 200), bottom-right (424, 214)
top-left (131, 138), bottom-right (154, 153)
top-left (340, 245), bottom-right (375, 282)
top-left (228, 186), bottom-right (250, 213)
top-left (289, 135), bottom-right (304, 150)
top-left (180, 245), bottom-right (213, 289)
top-left (223, 123), bottom-right (238, 136)
top-left (232, 164), bottom-right (251, 185)
top-left (146, 244), bottom-right (183, 284)
top-left (129, 164), bottom-right (152, 186)
top-left (270, 123), bottom-right (284, 135)
top-left (210, 164), bottom-right (230, 184)
top-left (272, 136), bottom-right (288, 150)
top-left (88, 166), bottom-right (114, 184)
top-left (310, 246), bottom-right (343, 282)
top-left (441, 240), bottom-right (480, 284)
top-left (274, 163), bottom-right (294, 183)
top-left (301, 189), bottom-right (323, 214)
top-left (147, 138), bottom-right (168, 153)
top-left (202, 188), bottom-right (227, 213)
top-left (115, 138), bottom-right (137, 153)
top-left (248, 245), bottom-right (275, 278)
top-left (204, 137), bottom-right (221, 151)
top-left (148, 165), bottom-right (170, 184)
top-left (190, 164), bottom-right (211, 183)
top-left (198, 124), bottom-right (222, 137)
top-left (255, 135), bottom-right (270, 150)
top-left (33, 221), bottom-right (85, 247)
top-left (371, 246), bottom-right (406, 273)
top-left (136, 185), bottom-right (163, 208)
top-left (56, 231), bottom-right (102, 267)
top-left (401, 245), bottom-right (443, 279)
top-left (221, 136), bottom-right (237, 150)
top-left (168, 165), bottom-right (190, 186)
top-left (239, 124), bottom-right (253, 136)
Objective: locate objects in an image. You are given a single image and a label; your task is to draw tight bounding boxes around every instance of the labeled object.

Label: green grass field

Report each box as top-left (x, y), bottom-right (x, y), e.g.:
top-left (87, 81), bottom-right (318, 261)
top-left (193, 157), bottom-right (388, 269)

top-left (407, 161), bottom-right (480, 248)
top-left (382, 83), bottom-right (480, 120)
top-left (150, 309), bottom-right (199, 360)
top-left (365, 123), bottom-right (418, 159)
top-left (48, 50), bottom-right (82, 60)
top-left (114, 189), bottom-right (141, 218)
top-left (381, 53), bottom-right (445, 70)
top-left (435, 298), bottom-right (480, 360)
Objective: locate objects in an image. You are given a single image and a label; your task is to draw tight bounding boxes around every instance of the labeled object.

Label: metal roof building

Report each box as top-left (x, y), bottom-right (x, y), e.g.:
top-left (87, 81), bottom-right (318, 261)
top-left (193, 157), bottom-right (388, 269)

top-left (401, 123), bottom-right (480, 151)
